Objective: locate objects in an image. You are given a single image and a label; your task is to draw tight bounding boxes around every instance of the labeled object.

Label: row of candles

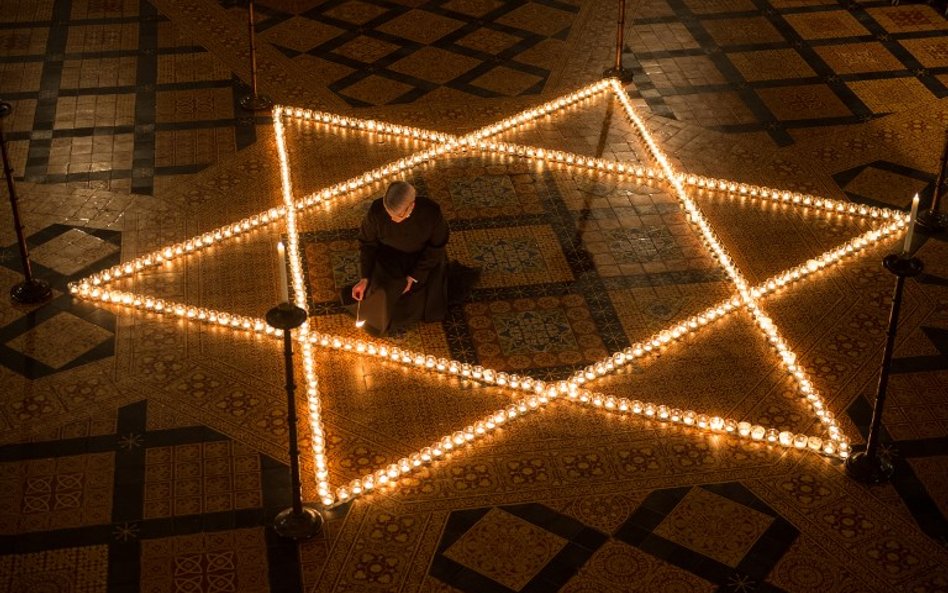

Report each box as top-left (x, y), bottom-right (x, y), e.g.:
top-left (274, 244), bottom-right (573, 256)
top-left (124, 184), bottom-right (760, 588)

top-left (68, 78), bottom-right (915, 507)
top-left (72, 78), bottom-right (903, 294)
top-left (605, 79), bottom-right (915, 454)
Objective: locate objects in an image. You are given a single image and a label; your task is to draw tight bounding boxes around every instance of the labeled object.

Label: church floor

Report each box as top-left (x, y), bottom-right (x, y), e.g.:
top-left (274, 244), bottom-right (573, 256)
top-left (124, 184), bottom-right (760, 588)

top-left (1, 0), bottom-right (947, 592)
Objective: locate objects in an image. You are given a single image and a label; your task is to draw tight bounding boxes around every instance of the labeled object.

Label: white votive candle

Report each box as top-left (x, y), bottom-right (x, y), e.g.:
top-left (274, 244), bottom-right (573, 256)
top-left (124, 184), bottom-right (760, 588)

top-left (903, 194), bottom-right (919, 254)
top-left (277, 242), bottom-right (289, 303)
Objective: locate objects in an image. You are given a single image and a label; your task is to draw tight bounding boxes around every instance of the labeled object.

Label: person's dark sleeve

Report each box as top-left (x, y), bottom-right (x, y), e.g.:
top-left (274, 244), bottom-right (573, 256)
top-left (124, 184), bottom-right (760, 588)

top-left (409, 209), bottom-right (449, 284)
top-left (358, 207), bottom-right (379, 279)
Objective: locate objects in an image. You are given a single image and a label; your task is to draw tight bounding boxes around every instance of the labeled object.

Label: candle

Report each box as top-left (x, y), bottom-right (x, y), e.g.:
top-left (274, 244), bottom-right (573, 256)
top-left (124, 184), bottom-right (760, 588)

top-left (277, 242), bottom-right (289, 303)
top-left (903, 194), bottom-right (919, 255)
top-left (355, 300), bottom-right (365, 328)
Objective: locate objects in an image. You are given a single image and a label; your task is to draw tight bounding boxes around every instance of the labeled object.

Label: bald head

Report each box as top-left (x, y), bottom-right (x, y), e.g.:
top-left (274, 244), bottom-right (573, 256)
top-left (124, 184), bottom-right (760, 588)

top-left (383, 181), bottom-right (416, 222)
top-left (383, 181), bottom-right (415, 211)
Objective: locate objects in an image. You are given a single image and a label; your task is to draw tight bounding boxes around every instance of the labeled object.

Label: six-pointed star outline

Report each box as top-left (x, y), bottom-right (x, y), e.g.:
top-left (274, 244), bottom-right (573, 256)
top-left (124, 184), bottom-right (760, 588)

top-left (71, 78), bottom-right (908, 507)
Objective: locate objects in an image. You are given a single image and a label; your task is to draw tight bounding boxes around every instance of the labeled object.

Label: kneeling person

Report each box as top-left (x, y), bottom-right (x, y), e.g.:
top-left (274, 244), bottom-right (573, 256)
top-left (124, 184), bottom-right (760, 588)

top-left (347, 181), bottom-right (449, 336)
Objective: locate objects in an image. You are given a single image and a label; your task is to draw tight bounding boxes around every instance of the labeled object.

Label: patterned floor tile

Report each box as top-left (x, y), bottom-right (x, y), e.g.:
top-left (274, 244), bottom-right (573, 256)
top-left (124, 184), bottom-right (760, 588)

top-left (0, 453), bottom-right (114, 534)
top-left (0, 545), bottom-right (109, 593)
top-left (756, 84), bottom-right (855, 121)
top-left (376, 9), bottom-right (465, 44)
top-left (1, 2), bottom-right (948, 593)
top-left (448, 225), bottom-right (573, 288)
top-left (140, 528), bottom-right (270, 593)
top-left (653, 487), bottom-right (773, 567)
top-left (900, 37), bottom-right (948, 69)
top-left (767, 536), bottom-right (871, 593)
top-left (783, 10), bottom-right (871, 40)
top-left (466, 294), bottom-right (608, 372)
top-left (703, 16), bottom-right (785, 46)
top-left (5, 313), bottom-right (113, 370)
top-left (28, 229), bottom-right (119, 276)
top-left (143, 441), bottom-right (262, 519)
top-left (444, 507), bottom-right (567, 590)
top-left (814, 42), bottom-right (905, 75)
top-left (907, 456), bottom-right (948, 519)
top-left (563, 540), bottom-right (715, 593)
top-left (864, 5), bottom-right (948, 34)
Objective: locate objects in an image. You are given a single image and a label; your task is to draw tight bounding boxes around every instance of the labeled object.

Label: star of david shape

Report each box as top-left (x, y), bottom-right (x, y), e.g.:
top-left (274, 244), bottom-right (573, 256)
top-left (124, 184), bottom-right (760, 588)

top-left (70, 78), bottom-right (909, 507)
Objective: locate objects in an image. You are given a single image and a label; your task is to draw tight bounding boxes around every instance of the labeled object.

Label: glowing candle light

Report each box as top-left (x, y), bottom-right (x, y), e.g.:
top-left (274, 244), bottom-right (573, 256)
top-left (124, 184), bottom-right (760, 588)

top-left (355, 299), bottom-right (365, 328)
top-left (902, 194), bottom-right (919, 255)
top-left (277, 242), bottom-right (289, 303)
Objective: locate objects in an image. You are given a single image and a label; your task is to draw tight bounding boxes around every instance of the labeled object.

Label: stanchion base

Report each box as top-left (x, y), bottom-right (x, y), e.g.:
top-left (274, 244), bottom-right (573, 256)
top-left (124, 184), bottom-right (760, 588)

top-left (240, 94), bottom-right (273, 112)
top-left (916, 210), bottom-right (944, 234)
top-left (882, 253), bottom-right (923, 277)
top-left (603, 66), bottom-right (634, 83)
top-left (845, 451), bottom-right (894, 484)
top-left (11, 278), bottom-right (52, 304)
top-left (273, 505), bottom-right (323, 540)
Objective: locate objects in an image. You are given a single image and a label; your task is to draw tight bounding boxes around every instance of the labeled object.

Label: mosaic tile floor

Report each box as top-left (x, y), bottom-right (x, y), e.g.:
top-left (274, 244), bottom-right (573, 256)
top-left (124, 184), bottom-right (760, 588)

top-left (1, 0), bottom-right (947, 592)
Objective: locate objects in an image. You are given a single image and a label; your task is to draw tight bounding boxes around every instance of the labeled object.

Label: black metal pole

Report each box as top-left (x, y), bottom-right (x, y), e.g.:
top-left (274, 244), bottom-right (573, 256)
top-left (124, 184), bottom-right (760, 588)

top-left (845, 253), bottom-right (922, 483)
top-left (239, 0), bottom-right (272, 112)
top-left (918, 128), bottom-right (947, 232)
top-left (0, 102), bottom-right (51, 305)
top-left (603, 0), bottom-right (634, 83)
top-left (282, 328), bottom-right (304, 515)
top-left (267, 302), bottom-right (323, 539)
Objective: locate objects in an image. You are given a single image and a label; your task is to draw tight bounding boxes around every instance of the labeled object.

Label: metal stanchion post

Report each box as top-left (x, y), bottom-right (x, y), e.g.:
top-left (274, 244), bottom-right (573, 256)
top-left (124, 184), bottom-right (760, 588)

top-left (603, 0), bottom-right (634, 83)
top-left (266, 302), bottom-right (323, 539)
top-left (845, 253), bottom-right (923, 483)
top-left (0, 102), bottom-right (51, 305)
top-left (239, 0), bottom-right (272, 112)
top-left (917, 128), bottom-right (946, 233)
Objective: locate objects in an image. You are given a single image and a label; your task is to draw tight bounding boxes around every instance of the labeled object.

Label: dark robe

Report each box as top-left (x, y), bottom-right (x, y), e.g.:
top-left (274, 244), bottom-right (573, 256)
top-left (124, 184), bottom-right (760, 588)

top-left (345, 196), bottom-right (449, 336)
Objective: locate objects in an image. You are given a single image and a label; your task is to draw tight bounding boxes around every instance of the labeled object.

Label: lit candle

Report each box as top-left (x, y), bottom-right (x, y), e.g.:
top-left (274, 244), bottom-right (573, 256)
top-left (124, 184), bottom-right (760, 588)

top-left (355, 300), bottom-right (365, 328)
top-left (277, 242), bottom-right (289, 303)
top-left (903, 194), bottom-right (919, 255)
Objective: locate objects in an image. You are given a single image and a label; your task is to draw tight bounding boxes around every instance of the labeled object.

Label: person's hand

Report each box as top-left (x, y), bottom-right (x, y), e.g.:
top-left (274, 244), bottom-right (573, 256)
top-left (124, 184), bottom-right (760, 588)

top-left (402, 277), bottom-right (416, 294)
top-left (352, 278), bottom-right (369, 301)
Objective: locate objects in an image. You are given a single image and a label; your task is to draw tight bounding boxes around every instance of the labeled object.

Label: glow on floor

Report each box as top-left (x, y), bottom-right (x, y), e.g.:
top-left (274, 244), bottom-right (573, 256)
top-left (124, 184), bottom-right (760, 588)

top-left (70, 78), bottom-right (909, 507)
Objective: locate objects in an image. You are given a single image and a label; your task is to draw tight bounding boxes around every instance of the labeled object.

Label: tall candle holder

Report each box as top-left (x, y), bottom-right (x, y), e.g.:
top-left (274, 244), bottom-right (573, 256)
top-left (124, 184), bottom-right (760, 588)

top-left (267, 302), bottom-right (323, 539)
top-left (917, 128), bottom-right (946, 233)
top-left (603, 0), bottom-right (634, 83)
top-left (239, 0), bottom-right (272, 112)
top-left (845, 253), bottom-right (922, 483)
top-left (0, 101), bottom-right (51, 305)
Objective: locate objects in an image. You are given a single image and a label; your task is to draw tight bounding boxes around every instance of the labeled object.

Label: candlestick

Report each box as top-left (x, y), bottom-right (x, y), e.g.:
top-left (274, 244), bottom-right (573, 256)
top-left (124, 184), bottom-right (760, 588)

top-left (277, 242), bottom-right (289, 303)
top-left (903, 194), bottom-right (919, 255)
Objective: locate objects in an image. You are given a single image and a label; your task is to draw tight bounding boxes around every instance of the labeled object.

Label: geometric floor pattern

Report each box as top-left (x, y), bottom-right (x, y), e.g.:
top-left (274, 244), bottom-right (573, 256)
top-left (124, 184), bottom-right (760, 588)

top-left (2, 1), bottom-right (948, 592)
top-left (69, 78), bottom-right (908, 508)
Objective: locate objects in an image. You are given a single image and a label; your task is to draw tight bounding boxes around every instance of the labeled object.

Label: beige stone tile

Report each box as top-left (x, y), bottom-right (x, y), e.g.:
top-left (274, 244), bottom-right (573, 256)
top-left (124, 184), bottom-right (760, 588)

top-left (444, 508), bottom-right (566, 590)
top-left (900, 37), bottom-right (948, 69)
top-left (389, 47), bottom-right (480, 85)
top-left (5, 314), bottom-right (113, 369)
top-left (814, 42), bottom-right (904, 75)
top-left (728, 49), bottom-right (816, 82)
top-left (376, 10), bottom-right (465, 44)
top-left (704, 17), bottom-right (784, 46)
top-left (865, 5), bottom-right (948, 34)
top-left (755, 84), bottom-right (853, 121)
top-left (783, 11), bottom-right (870, 39)
top-left (470, 66), bottom-right (544, 96)
top-left (655, 488), bottom-right (773, 566)
top-left (29, 229), bottom-right (118, 275)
